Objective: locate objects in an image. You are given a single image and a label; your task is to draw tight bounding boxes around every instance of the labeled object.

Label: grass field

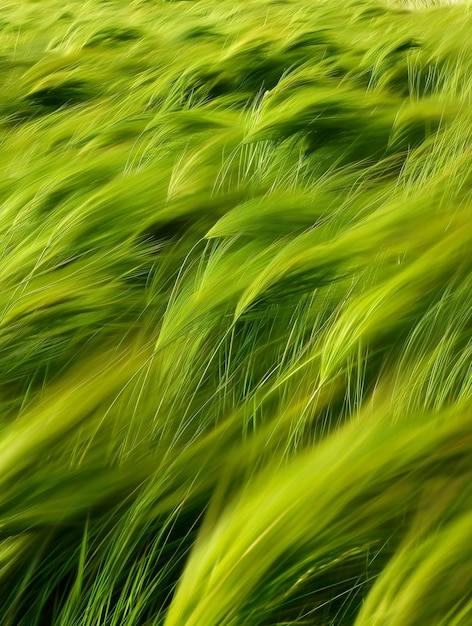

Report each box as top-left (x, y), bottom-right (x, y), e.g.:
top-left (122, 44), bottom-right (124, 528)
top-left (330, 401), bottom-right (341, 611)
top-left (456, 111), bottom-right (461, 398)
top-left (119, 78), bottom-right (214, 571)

top-left (1, 0), bottom-right (472, 624)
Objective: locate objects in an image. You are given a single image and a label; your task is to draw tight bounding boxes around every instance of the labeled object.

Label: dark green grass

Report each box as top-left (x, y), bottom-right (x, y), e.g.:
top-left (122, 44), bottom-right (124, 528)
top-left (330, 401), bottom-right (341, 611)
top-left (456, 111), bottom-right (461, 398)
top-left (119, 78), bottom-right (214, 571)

top-left (0, 0), bottom-right (472, 624)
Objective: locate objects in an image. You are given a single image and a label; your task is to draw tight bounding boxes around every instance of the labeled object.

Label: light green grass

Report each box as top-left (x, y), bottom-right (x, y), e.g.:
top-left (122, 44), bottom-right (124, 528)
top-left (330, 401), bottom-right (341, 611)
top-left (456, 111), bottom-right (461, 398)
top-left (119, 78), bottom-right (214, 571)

top-left (0, 0), bottom-right (471, 624)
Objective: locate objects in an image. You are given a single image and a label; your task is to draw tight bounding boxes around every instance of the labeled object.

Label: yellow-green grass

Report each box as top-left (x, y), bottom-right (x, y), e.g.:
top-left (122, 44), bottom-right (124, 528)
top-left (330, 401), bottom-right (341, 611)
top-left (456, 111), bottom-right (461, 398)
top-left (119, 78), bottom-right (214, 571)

top-left (0, 0), bottom-right (471, 624)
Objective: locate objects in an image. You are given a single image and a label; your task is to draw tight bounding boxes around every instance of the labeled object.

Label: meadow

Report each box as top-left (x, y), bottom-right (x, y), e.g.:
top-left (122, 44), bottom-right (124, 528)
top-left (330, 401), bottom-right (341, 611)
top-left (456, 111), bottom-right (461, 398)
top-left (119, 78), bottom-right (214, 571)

top-left (0, 0), bottom-right (471, 623)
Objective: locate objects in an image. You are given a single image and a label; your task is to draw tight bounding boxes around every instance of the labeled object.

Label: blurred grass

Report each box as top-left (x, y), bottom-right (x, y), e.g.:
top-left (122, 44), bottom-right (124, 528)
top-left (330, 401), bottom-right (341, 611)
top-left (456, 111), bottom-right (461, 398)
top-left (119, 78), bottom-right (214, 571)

top-left (0, 0), bottom-right (471, 624)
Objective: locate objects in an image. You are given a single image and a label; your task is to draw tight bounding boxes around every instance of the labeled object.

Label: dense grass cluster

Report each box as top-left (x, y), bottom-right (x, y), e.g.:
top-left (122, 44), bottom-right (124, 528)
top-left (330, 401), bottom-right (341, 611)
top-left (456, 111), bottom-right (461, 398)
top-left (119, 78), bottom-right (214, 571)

top-left (1, 0), bottom-right (472, 623)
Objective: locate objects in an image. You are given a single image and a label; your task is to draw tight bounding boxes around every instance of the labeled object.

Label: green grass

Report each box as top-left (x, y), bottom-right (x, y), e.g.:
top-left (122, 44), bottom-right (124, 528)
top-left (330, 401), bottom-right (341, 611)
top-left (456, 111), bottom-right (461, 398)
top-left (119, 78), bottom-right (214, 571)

top-left (0, 0), bottom-right (471, 624)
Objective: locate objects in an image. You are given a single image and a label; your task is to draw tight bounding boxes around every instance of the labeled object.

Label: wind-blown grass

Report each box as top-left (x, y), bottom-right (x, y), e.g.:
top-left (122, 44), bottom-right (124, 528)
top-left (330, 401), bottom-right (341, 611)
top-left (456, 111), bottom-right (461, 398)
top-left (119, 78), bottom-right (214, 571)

top-left (0, 0), bottom-right (471, 624)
